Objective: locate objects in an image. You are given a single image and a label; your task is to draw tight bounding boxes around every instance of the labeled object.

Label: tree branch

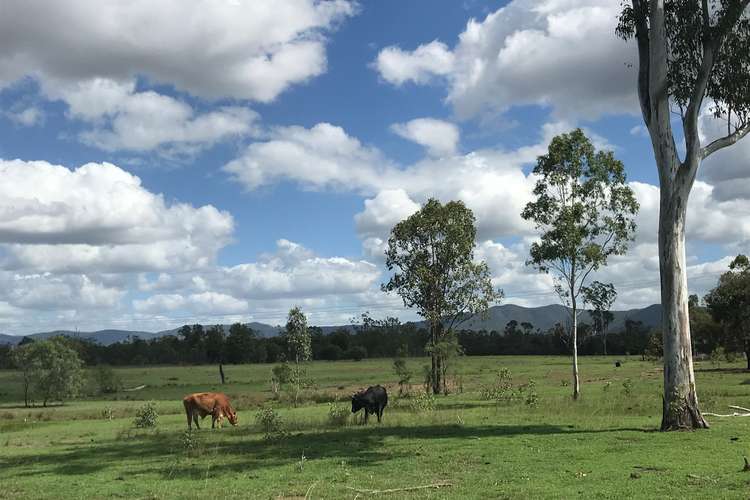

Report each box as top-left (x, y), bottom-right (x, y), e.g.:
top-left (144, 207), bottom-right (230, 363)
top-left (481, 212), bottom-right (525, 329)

top-left (633, 0), bottom-right (652, 126)
top-left (701, 123), bottom-right (750, 159)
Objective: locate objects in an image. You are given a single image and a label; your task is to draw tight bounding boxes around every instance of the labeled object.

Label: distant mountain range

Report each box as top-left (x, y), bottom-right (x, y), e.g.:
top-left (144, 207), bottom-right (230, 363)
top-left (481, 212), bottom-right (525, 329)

top-left (0, 303), bottom-right (663, 346)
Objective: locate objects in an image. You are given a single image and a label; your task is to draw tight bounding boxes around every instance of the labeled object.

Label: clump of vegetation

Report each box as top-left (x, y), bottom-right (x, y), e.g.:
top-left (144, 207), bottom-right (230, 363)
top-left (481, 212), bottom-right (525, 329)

top-left (392, 357), bottom-right (412, 396)
top-left (407, 392), bottom-right (436, 413)
top-left (101, 406), bottom-right (114, 421)
top-left (480, 368), bottom-right (514, 402)
top-left (327, 401), bottom-right (349, 427)
top-left (521, 379), bottom-right (539, 407)
top-left (133, 401), bottom-right (158, 428)
top-left (180, 429), bottom-right (202, 457)
top-left (255, 408), bottom-right (285, 440)
top-left (621, 379), bottom-right (634, 397)
top-left (270, 363), bottom-right (292, 399)
top-left (481, 369), bottom-right (540, 406)
top-left (93, 365), bottom-right (122, 394)
top-left (12, 338), bottom-right (84, 407)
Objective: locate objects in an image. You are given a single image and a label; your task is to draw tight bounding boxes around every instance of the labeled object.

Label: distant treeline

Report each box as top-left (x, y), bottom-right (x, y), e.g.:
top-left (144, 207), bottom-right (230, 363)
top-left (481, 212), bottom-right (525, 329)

top-left (0, 315), bottom-right (675, 368)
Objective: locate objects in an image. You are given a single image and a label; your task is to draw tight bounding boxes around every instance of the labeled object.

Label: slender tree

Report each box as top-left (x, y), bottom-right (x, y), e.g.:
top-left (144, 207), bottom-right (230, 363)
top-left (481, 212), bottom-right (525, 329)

top-left (284, 306), bottom-right (311, 405)
top-left (522, 129), bottom-right (638, 399)
top-left (583, 281), bottom-right (617, 355)
top-left (705, 255), bottom-right (750, 370)
top-left (383, 198), bottom-right (502, 395)
top-left (617, 0), bottom-right (750, 429)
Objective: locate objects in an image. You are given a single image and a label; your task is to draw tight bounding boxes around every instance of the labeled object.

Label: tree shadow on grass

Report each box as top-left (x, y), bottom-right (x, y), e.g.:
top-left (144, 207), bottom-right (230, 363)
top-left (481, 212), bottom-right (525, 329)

top-left (695, 367), bottom-right (749, 374)
top-left (0, 422), bottom-right (654, 480)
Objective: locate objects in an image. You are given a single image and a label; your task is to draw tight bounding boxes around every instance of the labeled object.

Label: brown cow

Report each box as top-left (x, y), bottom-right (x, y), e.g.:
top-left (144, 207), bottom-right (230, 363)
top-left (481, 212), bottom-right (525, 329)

top-left (182, 392), bottom-right (238, 429)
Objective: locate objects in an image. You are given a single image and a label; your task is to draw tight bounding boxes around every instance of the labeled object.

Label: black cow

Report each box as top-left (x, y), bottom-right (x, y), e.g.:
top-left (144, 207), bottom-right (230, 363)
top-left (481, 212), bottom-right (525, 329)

top-left (351, 385), bottom-right (388, 423)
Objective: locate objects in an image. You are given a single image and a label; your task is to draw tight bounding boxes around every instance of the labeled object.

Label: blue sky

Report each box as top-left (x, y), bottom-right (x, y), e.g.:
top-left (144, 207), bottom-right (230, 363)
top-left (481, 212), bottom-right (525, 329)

top-left (0, 0), bottom-right (747, 334)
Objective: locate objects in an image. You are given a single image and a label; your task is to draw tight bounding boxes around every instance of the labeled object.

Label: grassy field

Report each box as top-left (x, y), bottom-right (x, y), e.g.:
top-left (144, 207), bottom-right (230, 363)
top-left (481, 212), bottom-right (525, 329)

top-left (1, 356), bottom-right (750, 499)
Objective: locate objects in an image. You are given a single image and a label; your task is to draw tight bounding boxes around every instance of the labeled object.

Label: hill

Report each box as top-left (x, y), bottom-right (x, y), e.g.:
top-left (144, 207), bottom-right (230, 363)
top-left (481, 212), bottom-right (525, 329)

top-left (0, 303), bottom-right (663, 346)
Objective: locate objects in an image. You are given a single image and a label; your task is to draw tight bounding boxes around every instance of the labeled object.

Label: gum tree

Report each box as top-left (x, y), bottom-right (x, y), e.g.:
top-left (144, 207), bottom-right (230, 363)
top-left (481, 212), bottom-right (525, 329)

top-left (383, 198), bottom-right (502, 395)
top-left (583, 281), bottom-right (617, 355)
top-left (617, 0), bottom-right (750, 429)
top-left (522, 129), bottom-right (638, 399)
top-left (705, 255), bottom-right (750, 370)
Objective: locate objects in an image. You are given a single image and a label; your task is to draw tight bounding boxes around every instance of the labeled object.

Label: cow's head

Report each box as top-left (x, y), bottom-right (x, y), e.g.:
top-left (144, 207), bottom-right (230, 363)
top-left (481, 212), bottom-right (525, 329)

top-left (225, 406), bottom-right (238, 426)
top-left (351, 392), bottom-right (364, 413)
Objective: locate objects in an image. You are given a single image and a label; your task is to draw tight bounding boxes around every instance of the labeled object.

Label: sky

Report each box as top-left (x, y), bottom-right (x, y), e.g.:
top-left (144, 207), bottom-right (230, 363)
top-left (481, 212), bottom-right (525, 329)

top-left (0, 0), bottom-right (748, 335)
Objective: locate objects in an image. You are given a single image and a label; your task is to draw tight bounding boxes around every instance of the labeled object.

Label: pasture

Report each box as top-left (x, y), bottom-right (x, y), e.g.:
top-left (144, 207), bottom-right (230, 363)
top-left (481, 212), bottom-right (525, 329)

top-left (1, 356), bottom-right (750, 499)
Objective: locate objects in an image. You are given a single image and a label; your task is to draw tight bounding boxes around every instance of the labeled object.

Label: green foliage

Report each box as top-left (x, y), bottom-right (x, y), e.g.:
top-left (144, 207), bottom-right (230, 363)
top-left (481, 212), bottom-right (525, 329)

top-left (272, 363), bottom-right (292, 384)
top-left (255, 407), bottom-right (286, 440)
top-left (407, 391), bottom-right (436, 413)
top-left (705, 255), bottom-right (750, 366)
top-left (285, 306), bottom-right (311, 365)
top-left (346, 345), bottom-right (367, 361)
top-left (522, 129), bottom-right (638, 298)
top-left (93, 365), bottom-right (122, 394)
top-left (644, 332), bottom-right (664, 361)
top-left (133, 401), bottom-right (158, 428)
top-left (12, 338), bottom-right (84, 407)
top-left (522, 379), bottom-right (539, 407)
top-left (382, 198), bottom-right (502, 394)
top-left (327, 401), bottom-right (350, 427)
top-left (180, 429), bottom-right (202, 457)
top-left (480, 368), bottom-right (514, 402)
top-left (617, 1), bottom-right (750, 123)
top-left (622, 378), bottom-right (634, 397)
top-left (392, 358), bottom-right (413, 396)
top-left (522, 129), bottom-right (637, 396)
top-left (101, 406), bottom-right (114, 421)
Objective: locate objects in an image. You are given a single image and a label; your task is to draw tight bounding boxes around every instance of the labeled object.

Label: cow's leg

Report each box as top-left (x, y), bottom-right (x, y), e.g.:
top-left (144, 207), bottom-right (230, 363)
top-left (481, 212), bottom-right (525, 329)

top-left (364, 409), bottom-right (369, 424)
top-left (377, 406), bottom-right (383, 423)
top-left (184, 404), bottom-right (192, 429)
top-left (193, 411), bottom-right (201, 429)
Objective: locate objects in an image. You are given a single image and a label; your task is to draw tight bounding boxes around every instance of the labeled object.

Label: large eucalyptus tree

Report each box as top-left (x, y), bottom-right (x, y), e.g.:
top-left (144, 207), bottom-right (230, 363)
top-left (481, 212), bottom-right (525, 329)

top-left (618, 0), bottom-right (750, 429)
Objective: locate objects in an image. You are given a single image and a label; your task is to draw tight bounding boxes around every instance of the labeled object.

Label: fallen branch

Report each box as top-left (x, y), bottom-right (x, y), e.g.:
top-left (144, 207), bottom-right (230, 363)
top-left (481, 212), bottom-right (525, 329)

top-left (123, 384), bottom-right (147, 392)
top-left (345, 481), bottom-right (453, 495)
top-left (703, 404), bottom-right (750, 417)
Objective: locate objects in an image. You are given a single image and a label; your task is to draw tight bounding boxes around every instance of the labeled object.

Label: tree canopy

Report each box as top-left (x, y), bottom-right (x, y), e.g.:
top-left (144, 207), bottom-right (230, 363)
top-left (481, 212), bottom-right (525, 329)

top-left (383, 198), bottom-right (501, 394)
top-left (522, 129), bottom-right (638, 398)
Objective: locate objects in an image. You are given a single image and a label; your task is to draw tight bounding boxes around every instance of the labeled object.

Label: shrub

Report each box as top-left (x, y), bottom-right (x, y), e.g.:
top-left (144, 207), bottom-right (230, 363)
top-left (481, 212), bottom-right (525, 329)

top-left (133, 401), bottom-right (158, 428)
top-left (480, 368), bottom-right (514, 402)
top-left (272, 363), bottom-right (292, 384)
top-left (393, 358), bottom-right (412, 396)
top-left (327, 401), bottom-right (350, 427)
top-left (522, 379), bottom-right (539, 407)
top-left (181, 429), bottom-right (201, 456)
top-left (255, 408), bottom-right (285, 439)
top-left (346, 346), bottom-right (367, 361)
top-left (408, 392), bottom-right (436, 412)
top-left (101, 406), bottom-right (114, 421)
top-left (94, 365), bottom-right (122, 394)
top-left (622, 378), bottom-right (634, 396)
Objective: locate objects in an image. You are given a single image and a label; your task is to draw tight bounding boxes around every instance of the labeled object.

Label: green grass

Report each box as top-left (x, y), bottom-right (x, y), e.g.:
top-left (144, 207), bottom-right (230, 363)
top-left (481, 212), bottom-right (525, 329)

top-left (1, 356), bottom-right (750, 498)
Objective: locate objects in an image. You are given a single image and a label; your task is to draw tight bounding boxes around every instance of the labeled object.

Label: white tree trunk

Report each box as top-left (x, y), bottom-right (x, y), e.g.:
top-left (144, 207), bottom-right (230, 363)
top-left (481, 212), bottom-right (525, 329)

top-left (658, 174), bottom-right (708, 430)
top-left (572, 300), bottom-right (580, 400)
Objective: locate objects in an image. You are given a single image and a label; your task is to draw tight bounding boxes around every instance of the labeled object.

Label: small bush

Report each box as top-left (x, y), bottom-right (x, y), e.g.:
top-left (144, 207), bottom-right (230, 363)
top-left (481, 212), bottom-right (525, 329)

top-left (327, 401), bottom-right (350, 427)
top-left (255, 407), bottom-right (285, 439)
top-left (181, 429), bottom-right (201, 456)
top-left (522, 379), bottom-right (539, 407)
top-left (480, 368), bottom-right (514, 402)
top-left (94, 365), bottom-right (122, 394)
top-left (622, 378), bottom-right (634, 396)
top-left (133, 401), bottom-right (158, 428)
top-left (272, 363), bottom-right (292, 384)
top-left (101, 406), bottom-right (114, 421)
top-left (603, 381), bottom-right (612, 392)
top-left (408, 392), bottom-right (436, 412)
top-left (346, 346), bottom-right (367, 361)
